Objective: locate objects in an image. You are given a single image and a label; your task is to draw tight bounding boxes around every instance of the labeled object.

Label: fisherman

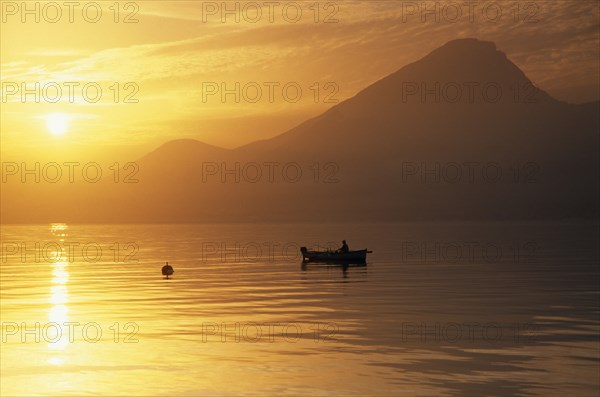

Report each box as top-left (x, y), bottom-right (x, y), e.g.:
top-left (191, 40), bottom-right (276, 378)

top-left (338, 240), bottom-right (349, 253)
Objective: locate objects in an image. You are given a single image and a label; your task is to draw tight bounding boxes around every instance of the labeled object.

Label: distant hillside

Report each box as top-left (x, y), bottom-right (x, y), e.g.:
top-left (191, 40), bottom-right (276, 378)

top-left (2, 39), bottom-right (598, 223)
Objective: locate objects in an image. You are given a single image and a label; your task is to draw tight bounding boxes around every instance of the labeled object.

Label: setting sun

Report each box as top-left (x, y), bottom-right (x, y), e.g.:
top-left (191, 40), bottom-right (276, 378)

top-left (45, 113), bottom-right (69, 136)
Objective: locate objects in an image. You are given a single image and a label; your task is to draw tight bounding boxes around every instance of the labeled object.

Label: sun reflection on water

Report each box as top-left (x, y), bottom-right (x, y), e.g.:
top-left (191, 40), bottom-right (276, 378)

top-left (47, 225), bottom-right (70, 361)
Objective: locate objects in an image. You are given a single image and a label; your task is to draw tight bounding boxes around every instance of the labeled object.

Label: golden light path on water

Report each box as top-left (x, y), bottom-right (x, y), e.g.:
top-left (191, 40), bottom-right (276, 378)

top-left (48, 224), bottom-right (70, 365)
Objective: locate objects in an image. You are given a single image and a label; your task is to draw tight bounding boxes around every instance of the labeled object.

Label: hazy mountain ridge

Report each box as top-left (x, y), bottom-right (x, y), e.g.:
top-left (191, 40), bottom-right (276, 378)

top-left (2, 38), bottom-right (598, 223)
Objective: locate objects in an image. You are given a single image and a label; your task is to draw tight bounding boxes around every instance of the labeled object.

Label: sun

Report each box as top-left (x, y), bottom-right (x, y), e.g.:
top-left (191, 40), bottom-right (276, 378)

top-left (45, 113), bottom-right (70, 136)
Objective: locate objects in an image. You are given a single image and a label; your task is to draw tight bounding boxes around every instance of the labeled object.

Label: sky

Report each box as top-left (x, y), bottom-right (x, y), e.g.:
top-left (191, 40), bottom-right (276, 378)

top-left (1, 0), bottom-right (598, 161)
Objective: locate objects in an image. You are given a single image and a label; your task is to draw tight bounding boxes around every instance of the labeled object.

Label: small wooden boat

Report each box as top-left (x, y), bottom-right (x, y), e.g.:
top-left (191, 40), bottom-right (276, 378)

top-left (300, 247), bottom-right (371, 263)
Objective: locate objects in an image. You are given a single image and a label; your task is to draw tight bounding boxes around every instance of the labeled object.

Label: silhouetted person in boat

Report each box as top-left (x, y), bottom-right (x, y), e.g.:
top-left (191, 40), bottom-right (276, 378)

top-left (162, 262), bottom-right (174, 279)
top-left (338, 240), bottom-right (349, 253)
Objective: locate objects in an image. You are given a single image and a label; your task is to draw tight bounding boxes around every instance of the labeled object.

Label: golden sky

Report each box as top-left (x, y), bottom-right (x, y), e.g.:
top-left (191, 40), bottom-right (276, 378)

top-left (1, 0), bottom-right (598, 161)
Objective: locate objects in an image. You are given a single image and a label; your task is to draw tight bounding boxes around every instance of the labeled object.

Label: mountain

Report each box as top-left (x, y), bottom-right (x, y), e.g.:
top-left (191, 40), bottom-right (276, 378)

top-left (2, 38), bottom-right (598, 223)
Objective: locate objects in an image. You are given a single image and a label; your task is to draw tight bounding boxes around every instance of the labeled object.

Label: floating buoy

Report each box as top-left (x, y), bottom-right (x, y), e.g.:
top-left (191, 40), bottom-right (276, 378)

top-left (162, 262), bottom-right (174, 279)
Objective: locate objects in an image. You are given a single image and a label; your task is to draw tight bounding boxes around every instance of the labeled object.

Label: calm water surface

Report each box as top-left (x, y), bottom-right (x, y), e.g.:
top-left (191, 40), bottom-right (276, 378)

top-left (1, 222), bottom-right (598, 396)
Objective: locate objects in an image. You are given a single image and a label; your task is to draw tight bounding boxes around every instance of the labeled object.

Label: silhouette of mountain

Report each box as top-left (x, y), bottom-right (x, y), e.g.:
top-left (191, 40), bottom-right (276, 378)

top-left (2, 38), bottom-right (598, 223)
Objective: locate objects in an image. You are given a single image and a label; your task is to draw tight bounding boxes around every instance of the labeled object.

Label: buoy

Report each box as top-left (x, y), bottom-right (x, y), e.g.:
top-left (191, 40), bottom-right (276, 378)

top-left (162, 262), bottom-right (174, 279)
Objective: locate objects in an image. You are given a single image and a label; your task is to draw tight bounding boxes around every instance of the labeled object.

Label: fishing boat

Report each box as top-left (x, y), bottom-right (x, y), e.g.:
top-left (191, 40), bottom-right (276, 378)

top-left (300, 247), bottom-right (371, 263)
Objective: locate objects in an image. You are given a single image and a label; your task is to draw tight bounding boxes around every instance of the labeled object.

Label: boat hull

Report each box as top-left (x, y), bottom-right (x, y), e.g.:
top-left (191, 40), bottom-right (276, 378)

top-left (300, 248), bottom-right (369, 263)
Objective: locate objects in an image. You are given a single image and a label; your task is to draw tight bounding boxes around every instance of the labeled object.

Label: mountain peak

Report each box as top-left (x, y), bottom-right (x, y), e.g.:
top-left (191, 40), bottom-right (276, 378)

top-left (421, 38), bottom-right (507, 67)
top-left (341, 38), bottom-right (553, 109)
top-left (150, 138), bottom-right (228, 154)
top-left (140, 138), bottom-right (228, 165)
top-left (432, 38), bottom-right (497, 54)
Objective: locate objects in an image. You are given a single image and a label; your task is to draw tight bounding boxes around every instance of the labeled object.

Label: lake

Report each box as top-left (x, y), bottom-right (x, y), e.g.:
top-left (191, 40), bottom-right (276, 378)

top-left (1, 222), bottom-right (598, 396)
